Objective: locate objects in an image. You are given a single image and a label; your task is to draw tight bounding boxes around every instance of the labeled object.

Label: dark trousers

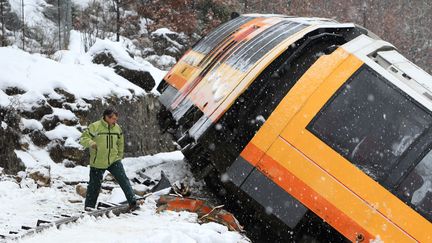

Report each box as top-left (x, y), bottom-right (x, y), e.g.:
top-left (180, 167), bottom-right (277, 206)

top-left (85, 161), bottom-right (136, 208)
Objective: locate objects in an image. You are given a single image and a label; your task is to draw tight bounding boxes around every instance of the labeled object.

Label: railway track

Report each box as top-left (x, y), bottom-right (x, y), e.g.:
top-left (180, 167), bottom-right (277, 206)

top-left (1, 172), bottom-right (172, 242)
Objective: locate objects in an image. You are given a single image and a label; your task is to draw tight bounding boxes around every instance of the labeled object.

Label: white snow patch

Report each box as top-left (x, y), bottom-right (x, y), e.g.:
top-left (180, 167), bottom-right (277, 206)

top-left (45, 124), bottom-right (81, 141)
top-left (1, 121), bottom-right (8, 130)
top-left (71, 0), bottom-right (93, 9)
top-left (14, 149), bottom-right (38, 168)
top-left (20, 118), bottom-right (43, 131)
top-left (0, 47), bottom-right (144, 101)
top-left (52, 107), bottom-right (77, 121)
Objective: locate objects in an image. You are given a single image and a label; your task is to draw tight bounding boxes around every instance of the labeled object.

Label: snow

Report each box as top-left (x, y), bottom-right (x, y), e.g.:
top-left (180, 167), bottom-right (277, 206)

top-left (152, 28), bottom-right (177, 36)
top-left (87, 38), bottom-right (163, 81)
top-left (51, 108), bottom-right (77, 121)
top-left (9, 0), bottom-right (55, 28)
top-left (2, 121), bottom-right (8, 129)
top-left (151, 28), bottom-right (184, 50)
top-left (20, 118), bottom-right (43, 131)
top-left (139, 18), bottom-right (154, 35)
top-left (14, 149), bottom-right (38, 168)
top-left (71, 0), bottom-right (93, 9)
top-left (0, 46), bottom-right (145, 106)
top-left (45, 124), bottom-right (81, 141)
top-left (0, 151), bottom-right (247, 242)
top-left (17, 208), bottom-right (247, 243)
top-left (15, 142), bottom-right (55, 168)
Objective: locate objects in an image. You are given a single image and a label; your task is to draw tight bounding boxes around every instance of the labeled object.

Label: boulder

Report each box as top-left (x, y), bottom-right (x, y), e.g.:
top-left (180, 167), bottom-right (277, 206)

top-left (92, 52), bottom-right (155, 92)
top-left (76, 183), bottom-right (87, 198)
top-left (28, 167), bottom-right (51, 187)
top-left (46, 96), bottom-right (65, 108)
top-left (150, 28), bottom-right (189, 59)
top-left (63, 159), bottom-right (76, 168)
top-left (41, 114), bottom-right (61, 131)
top-left (0, 107), bottom-right (21, 129)
top-left (92, 52), bottom-right (117, 67)
top-left (21, 101), bottom-right (53, 120)
top-left (49, 143), bottom-right (87, 165)
top-left (30, 130), bottom-right (51, 147)
top-left (54, 88), bottom-right (76, 103)
top-left (114, 66), bottom-right (155, 92)
top-left (4, 87), bottom-right (26, 96)
top-left (0, 119), bottom-right (25, 174)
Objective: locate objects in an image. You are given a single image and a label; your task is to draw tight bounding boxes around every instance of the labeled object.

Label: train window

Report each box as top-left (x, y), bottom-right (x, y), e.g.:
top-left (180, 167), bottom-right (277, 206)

top-left (396, 149), bottom-right (432, 221)
top-left (225, 21), bottom-right (307, 71)
top-left (308, 65), bottom-right (432, 181)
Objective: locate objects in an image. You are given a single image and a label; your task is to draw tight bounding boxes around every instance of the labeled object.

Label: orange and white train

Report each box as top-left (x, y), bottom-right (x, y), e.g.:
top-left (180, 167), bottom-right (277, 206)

top-left (157, 14), bottom-right (432, 242)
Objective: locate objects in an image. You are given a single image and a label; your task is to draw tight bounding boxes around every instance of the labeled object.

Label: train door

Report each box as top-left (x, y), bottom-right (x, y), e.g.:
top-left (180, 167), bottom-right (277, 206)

top-left (258, 61), bottom-right (432, 241)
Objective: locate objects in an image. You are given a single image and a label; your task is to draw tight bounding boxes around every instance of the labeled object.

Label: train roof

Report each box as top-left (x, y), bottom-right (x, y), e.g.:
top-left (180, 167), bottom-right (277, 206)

top-left (242, 14), bottom-right (347, 26)
top-left (343, 35), bottom-right (432, 112)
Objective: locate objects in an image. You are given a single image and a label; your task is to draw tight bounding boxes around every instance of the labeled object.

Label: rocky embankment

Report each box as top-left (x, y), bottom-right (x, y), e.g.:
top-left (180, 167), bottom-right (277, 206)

top-left (0, 47), bottom-right (177, 178)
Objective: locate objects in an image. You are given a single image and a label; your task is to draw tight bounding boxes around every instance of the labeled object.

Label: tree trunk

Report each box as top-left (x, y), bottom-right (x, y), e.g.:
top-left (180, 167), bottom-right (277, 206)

top-left (1, 0), bottom-right (5, 46)
top-left (116, 0), bottom-right (120, 42)
top-left (58, 0), bottom-right (61, 49)
top-left (21, 0), bottom-right (24, 50)
top-left (64, 0), bottom-right (72, 47)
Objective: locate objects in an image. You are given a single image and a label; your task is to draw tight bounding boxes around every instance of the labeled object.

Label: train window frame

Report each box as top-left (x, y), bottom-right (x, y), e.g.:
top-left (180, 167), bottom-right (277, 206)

top-left (307, 65), bottom-right (432, 184)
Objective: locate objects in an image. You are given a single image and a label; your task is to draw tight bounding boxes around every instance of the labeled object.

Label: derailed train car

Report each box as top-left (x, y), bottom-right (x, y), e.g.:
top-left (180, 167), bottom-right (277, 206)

top-left (157, 14), bottom-right (432, 242)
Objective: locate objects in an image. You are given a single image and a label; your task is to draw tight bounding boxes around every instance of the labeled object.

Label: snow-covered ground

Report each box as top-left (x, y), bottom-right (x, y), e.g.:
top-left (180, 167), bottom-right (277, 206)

top-left (1, 151), bottom-right (248, 243)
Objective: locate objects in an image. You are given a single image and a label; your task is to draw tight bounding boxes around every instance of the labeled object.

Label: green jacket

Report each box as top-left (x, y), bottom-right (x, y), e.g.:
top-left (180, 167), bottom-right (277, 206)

top-left (80, 119), bottom-right (124, 169)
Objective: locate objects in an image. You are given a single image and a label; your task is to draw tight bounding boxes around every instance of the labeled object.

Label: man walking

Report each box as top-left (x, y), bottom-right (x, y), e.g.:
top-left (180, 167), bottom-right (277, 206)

top-left (80, 107), bottom-right (138, 211)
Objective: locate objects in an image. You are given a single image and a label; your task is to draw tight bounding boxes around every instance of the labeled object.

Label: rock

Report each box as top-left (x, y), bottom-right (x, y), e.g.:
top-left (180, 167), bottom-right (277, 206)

top-left (92, 52), bottom-right (155, 92)
top-left (28, 167), bottom-right (51, 187)
top-left (49, 143), bottom-right (87, 165)
top-left (0, 120), bottom-right (25, 174)
top-left (4, 87), bottom-right (26, 96)
top-left (46, 96), bottom-right (65, 108)
top-left (92, 52), bottom-right (117, 67)
top-left (76, 184), bottom-right (87, 198)
top-left (142, 47), bottom-right (156, 57)
top-left (41, 114), bottom-right (61, 131)
top-left (63, 159), bottom-right (76, 168)
top-left (0, 107), bottom-right (21, 129)
top-left (42, 113), bottom-right (78, 130)
top-left (150, 28), bottom-right (189, 59)
top-left (113, 66), bottom-right (155, 92)
top-left (63, 101), bottom-right (91, 124)
top-left (21, 101), bottom-right (53, 120)
top-left (54, 88), bottom-right (75, 103)
top-left (30, 130), bottom-right (50, 147)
